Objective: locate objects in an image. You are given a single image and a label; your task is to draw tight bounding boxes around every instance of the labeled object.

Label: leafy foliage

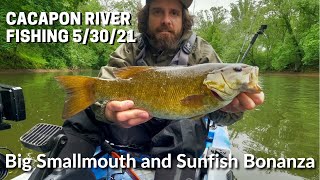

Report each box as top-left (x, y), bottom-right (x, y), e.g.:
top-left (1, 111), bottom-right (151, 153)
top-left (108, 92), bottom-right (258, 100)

top-left (194, 0), bottom-right (319, 72)
top-left (0, 0), bottom-right (121, 69)
top-left (0, 0), bottom-right (318, 71)
top-left (300, 24), bottom-right (319, 66)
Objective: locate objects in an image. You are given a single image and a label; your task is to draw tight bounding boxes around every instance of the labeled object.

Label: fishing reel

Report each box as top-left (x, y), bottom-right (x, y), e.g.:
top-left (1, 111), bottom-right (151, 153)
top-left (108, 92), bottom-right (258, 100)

top-left (0, 147), bottom-right (13, 180)
top-left (0, 153), bottom-right (8, 180)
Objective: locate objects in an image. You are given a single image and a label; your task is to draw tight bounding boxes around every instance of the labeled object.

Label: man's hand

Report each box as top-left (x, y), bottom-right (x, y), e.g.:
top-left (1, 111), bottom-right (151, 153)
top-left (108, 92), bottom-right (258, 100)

top-left (220, 92), bottom-right (265, 113)
top-left (105, 100), bottom-right (152, 128)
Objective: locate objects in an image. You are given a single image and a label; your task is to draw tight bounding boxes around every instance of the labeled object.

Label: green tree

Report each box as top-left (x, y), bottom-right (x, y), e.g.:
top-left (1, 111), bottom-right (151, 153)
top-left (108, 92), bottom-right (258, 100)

top-left (300, 24), bottom-right (319, 67)
top-left (262, 0), bottom-right (319, 71)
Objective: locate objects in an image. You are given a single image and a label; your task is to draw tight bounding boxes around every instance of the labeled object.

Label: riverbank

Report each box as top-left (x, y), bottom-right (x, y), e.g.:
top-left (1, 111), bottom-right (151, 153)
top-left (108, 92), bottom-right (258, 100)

top-left (262, 72), bottom-right (319, 77)
top-left (1, 69), bottom-right (318, 77)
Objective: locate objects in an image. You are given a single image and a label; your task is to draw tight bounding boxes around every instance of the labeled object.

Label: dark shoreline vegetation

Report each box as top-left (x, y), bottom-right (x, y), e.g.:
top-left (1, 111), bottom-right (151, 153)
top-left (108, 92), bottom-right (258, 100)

top-left (0, 68), bottom-right (318, 78)
top-left (0, 0), bottom-right (318, 72)
top-left (0, 57), bottom-right (318, 73)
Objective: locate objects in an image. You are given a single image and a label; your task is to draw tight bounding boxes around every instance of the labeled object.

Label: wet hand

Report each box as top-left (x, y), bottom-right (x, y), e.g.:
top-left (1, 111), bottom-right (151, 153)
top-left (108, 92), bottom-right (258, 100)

top-left (220, 92), bottom-right (265, 113)
top-left (105, 100), bottom-right (152, 128)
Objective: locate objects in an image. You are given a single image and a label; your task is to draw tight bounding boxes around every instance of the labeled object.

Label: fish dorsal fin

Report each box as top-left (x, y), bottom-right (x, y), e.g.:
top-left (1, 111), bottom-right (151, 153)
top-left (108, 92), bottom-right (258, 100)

top-left (113, 66), bottom-right (153, 79)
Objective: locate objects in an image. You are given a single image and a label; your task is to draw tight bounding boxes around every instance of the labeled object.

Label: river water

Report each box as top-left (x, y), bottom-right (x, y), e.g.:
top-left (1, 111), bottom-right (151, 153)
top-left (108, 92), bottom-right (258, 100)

top-left (0, 71), bottom-right (318, 180)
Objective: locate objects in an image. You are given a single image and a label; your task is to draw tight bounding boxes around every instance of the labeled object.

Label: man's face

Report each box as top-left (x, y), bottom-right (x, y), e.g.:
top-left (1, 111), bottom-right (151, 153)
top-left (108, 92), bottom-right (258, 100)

top-left (147, 0), bottom-right (183, 50)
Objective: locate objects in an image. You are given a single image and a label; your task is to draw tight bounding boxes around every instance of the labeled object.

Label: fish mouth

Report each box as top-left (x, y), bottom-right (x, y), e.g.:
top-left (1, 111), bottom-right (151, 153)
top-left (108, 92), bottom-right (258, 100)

top-left (210, 90), bottom-right (224, 101)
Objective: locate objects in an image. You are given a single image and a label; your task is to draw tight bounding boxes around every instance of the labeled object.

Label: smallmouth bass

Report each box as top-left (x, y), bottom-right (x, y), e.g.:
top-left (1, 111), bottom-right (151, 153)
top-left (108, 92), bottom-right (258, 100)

top-left (56, 63), bottom-right (261, 120)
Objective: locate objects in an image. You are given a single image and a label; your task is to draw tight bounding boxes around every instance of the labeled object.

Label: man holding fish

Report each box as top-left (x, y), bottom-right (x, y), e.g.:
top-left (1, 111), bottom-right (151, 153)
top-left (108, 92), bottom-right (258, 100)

top-left (57, 0), bottom-right (264, 177)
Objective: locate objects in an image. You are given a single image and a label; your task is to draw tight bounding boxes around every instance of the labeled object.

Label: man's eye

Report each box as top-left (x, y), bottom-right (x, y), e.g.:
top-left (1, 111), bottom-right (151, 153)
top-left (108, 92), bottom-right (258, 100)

top-left (171, 10), bottom-right (180, 16)
top-left (153, 10), bottom-right (162, 15)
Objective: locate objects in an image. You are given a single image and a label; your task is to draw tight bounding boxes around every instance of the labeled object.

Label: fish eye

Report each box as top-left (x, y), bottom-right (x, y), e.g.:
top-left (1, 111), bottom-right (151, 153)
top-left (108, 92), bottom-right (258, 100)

top-left (233, 67), bottom-right (242, 72)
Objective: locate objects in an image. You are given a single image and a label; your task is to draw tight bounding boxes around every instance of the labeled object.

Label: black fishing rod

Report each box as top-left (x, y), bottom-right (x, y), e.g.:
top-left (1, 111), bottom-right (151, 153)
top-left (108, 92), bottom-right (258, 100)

top-left (237, 24), bottom-right (268, 63)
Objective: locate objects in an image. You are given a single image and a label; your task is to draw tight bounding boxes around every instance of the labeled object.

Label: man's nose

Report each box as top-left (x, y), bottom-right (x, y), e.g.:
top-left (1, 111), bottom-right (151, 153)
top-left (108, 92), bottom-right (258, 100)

top-left (161, 13), bottom-right (172, 26)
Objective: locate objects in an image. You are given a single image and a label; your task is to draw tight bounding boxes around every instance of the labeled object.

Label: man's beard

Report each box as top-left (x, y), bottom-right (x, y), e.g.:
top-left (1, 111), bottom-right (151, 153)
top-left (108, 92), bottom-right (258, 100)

top-left (148, 26), bottom-right (182, 50)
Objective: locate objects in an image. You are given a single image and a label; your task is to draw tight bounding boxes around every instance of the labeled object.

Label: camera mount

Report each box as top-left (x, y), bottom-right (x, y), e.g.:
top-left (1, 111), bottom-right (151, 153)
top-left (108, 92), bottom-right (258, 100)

top-left (0, 84), bottom-right (26, 130)
top-left (0, 95), bottom-right (11, 130)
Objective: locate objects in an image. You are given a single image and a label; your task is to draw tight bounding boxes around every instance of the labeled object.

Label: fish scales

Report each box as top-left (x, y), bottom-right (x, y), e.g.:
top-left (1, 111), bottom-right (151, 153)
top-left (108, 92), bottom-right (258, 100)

top-left (95, 65), bottom-right (218, 119)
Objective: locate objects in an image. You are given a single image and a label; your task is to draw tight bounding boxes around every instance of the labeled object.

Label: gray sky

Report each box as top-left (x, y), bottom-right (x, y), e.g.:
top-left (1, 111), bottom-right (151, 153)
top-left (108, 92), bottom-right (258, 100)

top-left (141, 0), bottom-right (237, 13)
top-left (189, 0), bottom-right (237, 12)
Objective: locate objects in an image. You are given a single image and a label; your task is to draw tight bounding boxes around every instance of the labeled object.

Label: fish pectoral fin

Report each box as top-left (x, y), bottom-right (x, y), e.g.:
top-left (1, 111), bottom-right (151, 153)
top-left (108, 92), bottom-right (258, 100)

top-left (180, 94), bottom-right (206, 107)
top-left (113, 66), bottom-right (153, 79)
top-left (189, 114), bottom-right (206, 120)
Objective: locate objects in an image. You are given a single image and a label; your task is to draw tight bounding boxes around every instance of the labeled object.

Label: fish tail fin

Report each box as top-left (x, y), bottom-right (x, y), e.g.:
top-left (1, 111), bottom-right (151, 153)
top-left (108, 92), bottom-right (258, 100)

top-left (55, 76), bottom-right (97, 119)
